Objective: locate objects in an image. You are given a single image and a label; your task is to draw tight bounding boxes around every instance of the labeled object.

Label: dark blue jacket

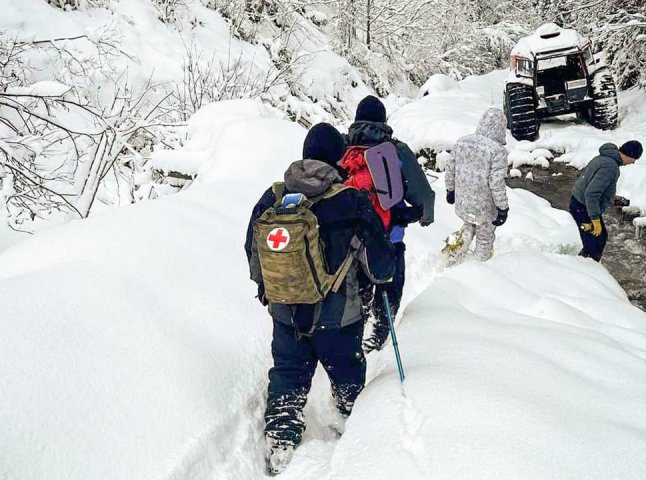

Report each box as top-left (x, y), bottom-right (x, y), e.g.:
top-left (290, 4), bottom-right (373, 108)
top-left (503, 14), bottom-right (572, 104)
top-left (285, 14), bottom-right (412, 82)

top-left (245, 160), bottom-right (394, 331)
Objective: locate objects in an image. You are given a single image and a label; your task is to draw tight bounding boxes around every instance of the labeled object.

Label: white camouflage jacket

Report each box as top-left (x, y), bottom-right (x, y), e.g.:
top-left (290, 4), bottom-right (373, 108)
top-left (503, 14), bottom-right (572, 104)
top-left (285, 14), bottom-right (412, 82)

top-left (445, 108), bottom-right (509, 225)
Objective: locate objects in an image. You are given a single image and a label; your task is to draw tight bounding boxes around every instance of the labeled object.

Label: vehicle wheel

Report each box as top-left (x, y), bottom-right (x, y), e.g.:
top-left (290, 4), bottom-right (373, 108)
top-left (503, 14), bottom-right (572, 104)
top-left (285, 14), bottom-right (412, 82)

top-left (503, 94), bottom-right (511, 129)
top-left (506, 83), bottom-right (538, 141)
top-left (590, 68), bottom-right (618, 130)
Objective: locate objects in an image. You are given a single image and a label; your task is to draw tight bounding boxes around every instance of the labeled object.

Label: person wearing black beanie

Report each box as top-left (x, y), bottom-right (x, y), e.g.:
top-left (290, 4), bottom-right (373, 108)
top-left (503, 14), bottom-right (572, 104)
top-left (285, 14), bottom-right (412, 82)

top-left (570, 139), bottom-right (642, 262)
top-left (302, 122), bottom-right (347, 178)
top-left (355, 95), bottom-right (387, 123)
top-left (344, 95), bottom-right (436, 354)
top-left (244, 122), bottom-right (395, 474)
top-left (619, 140), bottom-right (643, 163)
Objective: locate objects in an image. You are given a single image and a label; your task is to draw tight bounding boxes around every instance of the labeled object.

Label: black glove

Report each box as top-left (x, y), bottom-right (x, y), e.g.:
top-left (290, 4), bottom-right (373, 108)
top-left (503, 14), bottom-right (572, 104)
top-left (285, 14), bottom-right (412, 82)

top-left (391, 205), bottom-right (423, 227)
top-left (257, 284), bottom-right (268, 306)
top-left (492, 208), bottom-right (509, 226)
top-left (419, 216), bottom-right (433, 227)
top-left (446, 190), bottom-right (455, 205)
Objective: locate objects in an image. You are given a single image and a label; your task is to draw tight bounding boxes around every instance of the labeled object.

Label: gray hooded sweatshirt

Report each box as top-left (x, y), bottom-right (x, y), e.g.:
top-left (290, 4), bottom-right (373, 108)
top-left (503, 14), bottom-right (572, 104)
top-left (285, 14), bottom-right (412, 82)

top-left (571, 143), bottom-right (622, 219)
top-left (446, 108), bottom-right (509, 225)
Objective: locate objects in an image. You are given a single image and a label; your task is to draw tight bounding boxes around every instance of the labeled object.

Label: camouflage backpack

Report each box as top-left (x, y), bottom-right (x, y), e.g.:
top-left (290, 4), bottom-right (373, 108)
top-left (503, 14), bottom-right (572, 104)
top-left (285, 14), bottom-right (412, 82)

top-left (252, 182), bottom-right (356, 304)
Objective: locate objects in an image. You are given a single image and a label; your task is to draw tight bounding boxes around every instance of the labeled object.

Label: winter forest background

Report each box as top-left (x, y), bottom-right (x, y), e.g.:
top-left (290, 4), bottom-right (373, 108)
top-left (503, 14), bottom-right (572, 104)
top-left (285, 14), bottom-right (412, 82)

top-left (3, 2), bottom-right (646, 480)
top-left (1, 0), bottom-right (644, 233)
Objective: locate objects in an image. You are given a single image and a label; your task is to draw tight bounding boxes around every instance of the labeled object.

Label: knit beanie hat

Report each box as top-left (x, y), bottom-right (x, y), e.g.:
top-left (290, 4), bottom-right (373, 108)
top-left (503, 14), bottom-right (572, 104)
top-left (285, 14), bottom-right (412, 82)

top-left (619, 140), bottom-right (643, 160)
top-left (302, 123), bottom-right (346, 166)
top-left (355, 95), bottom-right (387, 123)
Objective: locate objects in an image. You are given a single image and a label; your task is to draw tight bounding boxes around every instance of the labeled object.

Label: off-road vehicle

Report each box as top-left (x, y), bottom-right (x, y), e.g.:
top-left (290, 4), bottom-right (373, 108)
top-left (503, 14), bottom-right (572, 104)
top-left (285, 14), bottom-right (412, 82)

top-left (504, 23), bottom-right (618, 141)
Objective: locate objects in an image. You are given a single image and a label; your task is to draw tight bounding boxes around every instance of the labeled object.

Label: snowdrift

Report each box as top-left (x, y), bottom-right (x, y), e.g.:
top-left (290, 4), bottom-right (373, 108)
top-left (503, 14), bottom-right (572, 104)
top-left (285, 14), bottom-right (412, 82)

top-left (330, 252), bottom-right (646, 480)
top-left (2, 100), bottom-right (646, 480)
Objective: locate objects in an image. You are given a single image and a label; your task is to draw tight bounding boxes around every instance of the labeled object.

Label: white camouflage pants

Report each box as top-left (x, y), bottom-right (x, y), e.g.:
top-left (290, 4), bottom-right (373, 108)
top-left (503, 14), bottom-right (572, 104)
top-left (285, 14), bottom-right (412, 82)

top-left (457, 221), bottom-right (496, 261)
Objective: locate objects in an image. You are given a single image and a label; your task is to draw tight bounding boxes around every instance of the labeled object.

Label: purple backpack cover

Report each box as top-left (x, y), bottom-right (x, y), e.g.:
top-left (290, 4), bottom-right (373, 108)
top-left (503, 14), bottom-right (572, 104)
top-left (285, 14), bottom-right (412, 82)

top-left (365, 142), bottom-right (404, 210)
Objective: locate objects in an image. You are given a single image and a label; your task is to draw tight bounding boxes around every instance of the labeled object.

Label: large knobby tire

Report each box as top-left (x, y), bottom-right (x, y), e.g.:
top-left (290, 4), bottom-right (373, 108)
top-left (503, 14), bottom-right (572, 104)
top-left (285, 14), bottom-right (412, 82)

top-left (506, 83), bottom-right (538, 141)
top-left (503, 94), bottom-right (511, 129)
top-left (590, 68), bottom-right (618, 130)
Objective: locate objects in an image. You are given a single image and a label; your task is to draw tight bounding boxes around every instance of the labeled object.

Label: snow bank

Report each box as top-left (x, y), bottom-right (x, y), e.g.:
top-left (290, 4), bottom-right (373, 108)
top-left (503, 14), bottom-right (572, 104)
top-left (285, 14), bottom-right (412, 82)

top-left (418, 74), bottom-right (460, 98)
top-left (616, 160), bottom-right (646, 215)
top-left (0, 103), bottom-right (306, 480)
top-left (151, 99), bottom-right (305, 181)
top-left (329, 251), bottom-right (646, 480)
top-left (389, 70), bottom-right (506, 153)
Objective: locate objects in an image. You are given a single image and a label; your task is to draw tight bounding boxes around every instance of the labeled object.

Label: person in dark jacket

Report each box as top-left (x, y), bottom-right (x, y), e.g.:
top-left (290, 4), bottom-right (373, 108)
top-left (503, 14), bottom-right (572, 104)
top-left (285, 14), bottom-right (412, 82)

top-left (570, 140), bottom-right (642, 261)
top-left (345, 95), bottom-right (435, 353)
top-left (244, 123), bottom-right (395, 475)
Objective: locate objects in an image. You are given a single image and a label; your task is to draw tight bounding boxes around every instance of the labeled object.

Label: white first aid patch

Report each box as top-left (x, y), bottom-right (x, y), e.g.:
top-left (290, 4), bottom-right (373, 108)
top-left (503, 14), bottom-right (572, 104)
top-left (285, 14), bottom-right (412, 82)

top-left (267, 227), bottom-right (290, 251)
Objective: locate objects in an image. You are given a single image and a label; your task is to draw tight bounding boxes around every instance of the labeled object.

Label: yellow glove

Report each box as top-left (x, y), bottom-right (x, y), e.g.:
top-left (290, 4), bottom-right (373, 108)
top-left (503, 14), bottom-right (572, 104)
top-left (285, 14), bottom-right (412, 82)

top-left (581, 222), bottom-right (593, 232)
top-left (591, 218), bottom-right (603, 237)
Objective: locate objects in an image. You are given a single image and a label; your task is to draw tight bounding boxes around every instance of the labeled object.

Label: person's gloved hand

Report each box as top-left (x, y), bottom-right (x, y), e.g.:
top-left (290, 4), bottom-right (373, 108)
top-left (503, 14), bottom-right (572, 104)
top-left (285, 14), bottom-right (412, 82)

top-left (257, 284), bottom-right (268, 306)
top-left (492, 208), bottom-right (509, 226)
top-left (446, 190), bottom-right (455, 205)
top-left (582, 219), bottom-right (603, 237)
top-left (391, 205), bottom-right (423, 227)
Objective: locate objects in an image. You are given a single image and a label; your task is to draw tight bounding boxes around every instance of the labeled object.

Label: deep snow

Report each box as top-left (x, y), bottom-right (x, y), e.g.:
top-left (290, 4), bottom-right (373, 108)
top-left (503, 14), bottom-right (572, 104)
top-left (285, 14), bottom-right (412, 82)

top-left (2, 100), bottom-right (646, 480)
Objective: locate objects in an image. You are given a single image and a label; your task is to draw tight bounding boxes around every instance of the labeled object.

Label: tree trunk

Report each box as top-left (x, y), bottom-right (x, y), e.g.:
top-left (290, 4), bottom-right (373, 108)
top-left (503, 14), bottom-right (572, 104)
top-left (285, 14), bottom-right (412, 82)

top-left (366, 0), bottom-right (371, 49)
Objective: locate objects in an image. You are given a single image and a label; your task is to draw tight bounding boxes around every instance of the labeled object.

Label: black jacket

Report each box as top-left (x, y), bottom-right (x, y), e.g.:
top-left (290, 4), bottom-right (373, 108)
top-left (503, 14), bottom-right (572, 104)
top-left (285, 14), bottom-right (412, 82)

top-left (245, 160), bottom-right (394, 330)
top-left (347, 121), bottom-right (435, 225)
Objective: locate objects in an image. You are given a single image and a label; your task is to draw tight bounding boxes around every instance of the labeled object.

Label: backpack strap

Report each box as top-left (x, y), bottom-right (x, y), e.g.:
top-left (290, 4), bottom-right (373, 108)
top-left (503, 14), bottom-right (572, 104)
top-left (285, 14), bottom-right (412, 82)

top-left (309, 183), bottom-right (353, 204)
top-left (272, 182), bottom-right (285, 207)
top-left (330, 249), bottom-right (356, 293)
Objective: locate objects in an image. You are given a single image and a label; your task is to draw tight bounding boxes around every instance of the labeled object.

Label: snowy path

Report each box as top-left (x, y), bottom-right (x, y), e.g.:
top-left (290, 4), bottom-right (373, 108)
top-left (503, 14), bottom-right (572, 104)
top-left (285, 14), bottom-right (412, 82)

top-left (2, 100), bottom-right (646, 480)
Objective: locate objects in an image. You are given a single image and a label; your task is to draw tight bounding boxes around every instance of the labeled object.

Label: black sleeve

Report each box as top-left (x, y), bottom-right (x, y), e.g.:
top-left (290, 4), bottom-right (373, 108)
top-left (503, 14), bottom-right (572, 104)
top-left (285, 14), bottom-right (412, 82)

top-left (354, 191), bottom-right (396, 282)
top-left (397, 141), bottom-right (436, 225)
top-left (244, 187), bottom-right (275, 265)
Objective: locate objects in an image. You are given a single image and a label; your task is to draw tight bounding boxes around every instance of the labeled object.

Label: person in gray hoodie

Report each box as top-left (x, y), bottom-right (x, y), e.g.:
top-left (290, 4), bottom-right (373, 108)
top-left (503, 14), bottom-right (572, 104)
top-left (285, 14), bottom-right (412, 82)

top-left (445, 108), bottom-right (509, 261)
top-left (570, 140), bottom-right (643, 261)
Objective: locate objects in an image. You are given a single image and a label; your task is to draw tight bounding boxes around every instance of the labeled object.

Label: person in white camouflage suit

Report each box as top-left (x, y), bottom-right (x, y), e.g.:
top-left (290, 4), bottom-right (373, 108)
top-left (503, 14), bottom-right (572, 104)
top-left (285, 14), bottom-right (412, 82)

top-left (445, 108), bottom-right (509, 261)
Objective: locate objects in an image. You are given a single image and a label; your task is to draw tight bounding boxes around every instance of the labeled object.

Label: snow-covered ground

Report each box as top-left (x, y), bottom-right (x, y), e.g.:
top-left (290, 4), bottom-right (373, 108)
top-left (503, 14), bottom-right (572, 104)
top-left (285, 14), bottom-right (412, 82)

top-left (2, 100), bottom-right (646, 480)
top-left (390, 71), bottom-right (646, 213)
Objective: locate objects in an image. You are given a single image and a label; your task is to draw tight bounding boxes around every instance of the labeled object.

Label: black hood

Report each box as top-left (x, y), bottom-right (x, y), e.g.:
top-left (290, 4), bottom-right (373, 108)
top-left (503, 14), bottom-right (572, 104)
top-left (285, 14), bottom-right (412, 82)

top-left (347, 121), bottom-right (393, 147)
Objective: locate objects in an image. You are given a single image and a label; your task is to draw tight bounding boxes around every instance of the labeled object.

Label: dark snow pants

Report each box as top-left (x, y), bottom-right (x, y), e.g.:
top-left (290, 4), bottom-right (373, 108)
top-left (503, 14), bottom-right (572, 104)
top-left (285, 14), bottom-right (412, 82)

top-left (264, 320), bottom-right (366, 446)
top-left (569, 196), bottom-right (607, 262)
top-left (360, 242), bottom-right (406, 349)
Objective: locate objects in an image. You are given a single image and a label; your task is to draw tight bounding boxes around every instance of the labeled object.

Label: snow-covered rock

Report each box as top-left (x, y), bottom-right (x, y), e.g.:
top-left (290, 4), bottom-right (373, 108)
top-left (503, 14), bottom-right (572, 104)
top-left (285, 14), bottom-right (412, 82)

top-left (418, 74), bottom-right (460, 98)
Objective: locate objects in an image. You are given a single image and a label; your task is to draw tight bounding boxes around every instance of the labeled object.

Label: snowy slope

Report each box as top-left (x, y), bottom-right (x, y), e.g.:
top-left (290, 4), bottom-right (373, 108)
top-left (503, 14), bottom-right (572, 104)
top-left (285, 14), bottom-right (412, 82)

top-left (2, 99), bottom-right (646, 479)
top-left (0, 0), bottom-right (389, 249)
top-left (330, 253), bottom-right (646, 480)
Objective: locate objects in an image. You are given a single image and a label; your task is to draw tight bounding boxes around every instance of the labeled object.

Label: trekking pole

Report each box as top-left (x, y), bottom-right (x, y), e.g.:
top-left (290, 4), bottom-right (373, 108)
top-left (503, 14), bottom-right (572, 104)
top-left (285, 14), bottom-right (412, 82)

top-left (382, 291), bottom-right (405, 384)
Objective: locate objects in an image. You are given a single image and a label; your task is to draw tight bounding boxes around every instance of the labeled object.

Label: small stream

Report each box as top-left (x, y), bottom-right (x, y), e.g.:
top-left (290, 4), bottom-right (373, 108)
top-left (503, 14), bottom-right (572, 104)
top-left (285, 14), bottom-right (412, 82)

top-left (507, 162), bottom-right (646, 311)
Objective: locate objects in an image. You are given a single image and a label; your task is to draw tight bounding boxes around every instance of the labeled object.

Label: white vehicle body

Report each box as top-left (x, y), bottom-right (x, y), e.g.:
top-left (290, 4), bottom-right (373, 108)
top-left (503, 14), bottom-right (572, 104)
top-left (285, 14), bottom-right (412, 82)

top-left (505, 23), bottom-right (604, 87)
